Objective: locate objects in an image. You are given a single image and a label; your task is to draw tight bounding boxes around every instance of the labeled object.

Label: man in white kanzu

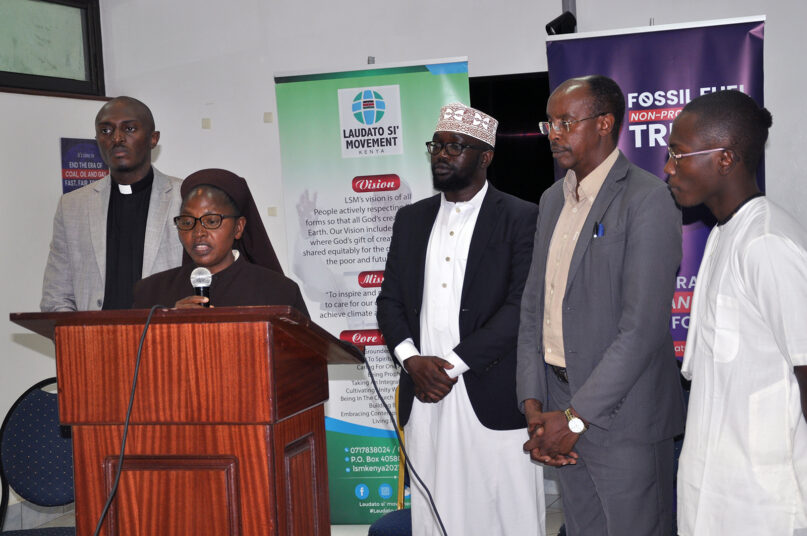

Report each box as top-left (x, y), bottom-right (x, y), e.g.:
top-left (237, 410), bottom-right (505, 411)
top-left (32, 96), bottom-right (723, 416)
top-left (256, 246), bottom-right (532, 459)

top-left (666, 90), bottom-right (807, 535)
top-left (376, 103), bottom-right (544, 535)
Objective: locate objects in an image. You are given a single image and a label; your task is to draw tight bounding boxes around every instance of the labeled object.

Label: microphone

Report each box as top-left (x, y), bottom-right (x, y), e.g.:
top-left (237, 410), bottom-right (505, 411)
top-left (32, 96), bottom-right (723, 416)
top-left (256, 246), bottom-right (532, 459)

top-left (190, 267), bottom-right (212, 307)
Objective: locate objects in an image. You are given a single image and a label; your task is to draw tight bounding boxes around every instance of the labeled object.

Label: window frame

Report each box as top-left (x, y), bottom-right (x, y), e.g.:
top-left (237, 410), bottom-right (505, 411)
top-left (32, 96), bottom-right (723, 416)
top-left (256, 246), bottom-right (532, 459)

top-left (0, 0), bottom-right (105, 96)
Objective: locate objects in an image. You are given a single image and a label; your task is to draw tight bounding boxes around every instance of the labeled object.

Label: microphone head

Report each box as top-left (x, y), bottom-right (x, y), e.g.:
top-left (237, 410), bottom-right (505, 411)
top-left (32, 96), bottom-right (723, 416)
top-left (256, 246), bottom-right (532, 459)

top-left (190, 267), bottom-right (212, 288)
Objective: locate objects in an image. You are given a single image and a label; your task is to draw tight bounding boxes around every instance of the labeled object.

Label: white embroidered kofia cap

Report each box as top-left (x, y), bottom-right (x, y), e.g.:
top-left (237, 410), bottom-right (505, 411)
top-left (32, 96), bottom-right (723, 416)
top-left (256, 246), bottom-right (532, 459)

top-left (435, 103), bottom-right (498, 147)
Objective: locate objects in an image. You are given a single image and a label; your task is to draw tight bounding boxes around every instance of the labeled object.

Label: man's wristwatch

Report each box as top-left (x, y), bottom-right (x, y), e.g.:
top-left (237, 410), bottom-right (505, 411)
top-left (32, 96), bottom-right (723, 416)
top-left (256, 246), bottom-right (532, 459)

top-left (564, 408), bottom-right (588, 434)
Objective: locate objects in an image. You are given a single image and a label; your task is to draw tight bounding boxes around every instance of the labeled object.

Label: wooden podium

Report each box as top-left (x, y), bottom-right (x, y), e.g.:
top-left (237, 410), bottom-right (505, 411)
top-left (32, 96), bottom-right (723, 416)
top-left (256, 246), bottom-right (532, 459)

top-left (11, 306), bottom-right (363, 536)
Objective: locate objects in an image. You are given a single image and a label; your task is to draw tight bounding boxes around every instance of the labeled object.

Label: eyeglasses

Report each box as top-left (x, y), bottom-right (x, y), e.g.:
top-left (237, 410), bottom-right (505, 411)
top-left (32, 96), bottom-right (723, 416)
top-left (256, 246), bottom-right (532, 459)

top-left (173, 214), bottom-right (238, 231)
top-left (425, 141), bottom-right (487, 156)
top-left (539, 113), bottom-right (605, 135)
top-left (666, 146), bottom-right (728, 166)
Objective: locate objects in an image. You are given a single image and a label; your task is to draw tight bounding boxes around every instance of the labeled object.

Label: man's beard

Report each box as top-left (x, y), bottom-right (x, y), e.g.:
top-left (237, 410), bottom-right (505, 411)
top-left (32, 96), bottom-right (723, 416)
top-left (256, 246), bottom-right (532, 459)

top-left (432, 170), bottom-right (473, 192)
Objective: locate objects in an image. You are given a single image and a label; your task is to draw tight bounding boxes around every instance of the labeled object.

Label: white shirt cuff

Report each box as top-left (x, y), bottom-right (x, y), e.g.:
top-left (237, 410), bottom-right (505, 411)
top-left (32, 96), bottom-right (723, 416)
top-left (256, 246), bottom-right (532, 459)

top-left (393, 341), bottom-right (469, 378)
top-left (393, 339), bottom-right (420, 367)
top-left (444, 351), bottom-right (469, 378)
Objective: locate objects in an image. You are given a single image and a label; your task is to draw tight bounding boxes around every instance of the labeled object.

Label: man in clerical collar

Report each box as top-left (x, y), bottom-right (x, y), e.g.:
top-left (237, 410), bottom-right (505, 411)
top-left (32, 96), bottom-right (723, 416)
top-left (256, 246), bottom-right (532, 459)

top-left (41, 96), bottom-right (183, 311)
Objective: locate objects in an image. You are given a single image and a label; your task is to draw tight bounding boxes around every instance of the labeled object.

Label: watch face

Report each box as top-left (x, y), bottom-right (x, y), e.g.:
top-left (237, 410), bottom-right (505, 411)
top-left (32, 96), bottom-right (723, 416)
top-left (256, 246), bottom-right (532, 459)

top-left (568, 417), bottom-right (585, 434)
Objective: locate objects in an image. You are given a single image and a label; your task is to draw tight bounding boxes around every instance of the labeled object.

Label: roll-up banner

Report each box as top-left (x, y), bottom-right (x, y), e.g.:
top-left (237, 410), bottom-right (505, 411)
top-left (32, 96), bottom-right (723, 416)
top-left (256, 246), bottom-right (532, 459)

top-left (275, 59), bottom-right (470, 524)
top-left (546, 16), bottom-right (764, 357)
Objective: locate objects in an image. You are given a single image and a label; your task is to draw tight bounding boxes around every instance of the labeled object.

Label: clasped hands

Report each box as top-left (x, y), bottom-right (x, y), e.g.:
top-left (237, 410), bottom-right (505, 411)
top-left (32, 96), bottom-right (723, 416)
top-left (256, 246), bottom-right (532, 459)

top-left (523, 398), bottom-right (580, 467)
top-left (404, 355), bottom-right (457, 403)
top-left (404, 360), bottom-right (582, 467)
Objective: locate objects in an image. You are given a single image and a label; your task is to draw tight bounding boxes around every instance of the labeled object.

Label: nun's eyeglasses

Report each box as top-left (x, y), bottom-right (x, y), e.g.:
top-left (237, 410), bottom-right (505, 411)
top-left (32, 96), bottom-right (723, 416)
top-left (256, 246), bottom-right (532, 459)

top-left (174, 214), bottom-right (238, 231)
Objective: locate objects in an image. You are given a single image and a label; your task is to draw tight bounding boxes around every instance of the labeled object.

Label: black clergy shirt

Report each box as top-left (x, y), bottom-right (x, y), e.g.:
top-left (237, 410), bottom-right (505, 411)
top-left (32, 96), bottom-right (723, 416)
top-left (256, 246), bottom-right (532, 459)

top-left (102, 168), bottom-right (154, 310)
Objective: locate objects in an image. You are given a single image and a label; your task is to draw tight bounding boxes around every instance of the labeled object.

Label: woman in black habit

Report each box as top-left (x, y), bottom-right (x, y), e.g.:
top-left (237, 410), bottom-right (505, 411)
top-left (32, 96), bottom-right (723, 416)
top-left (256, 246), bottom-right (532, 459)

top-left (133, 168), bottom-right (307, 313)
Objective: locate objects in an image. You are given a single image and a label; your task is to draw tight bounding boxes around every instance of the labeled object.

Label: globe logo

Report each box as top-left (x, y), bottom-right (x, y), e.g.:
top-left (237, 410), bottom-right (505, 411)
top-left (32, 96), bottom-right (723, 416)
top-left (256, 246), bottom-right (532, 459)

top-left (352, 90), bottom-right (386, 125)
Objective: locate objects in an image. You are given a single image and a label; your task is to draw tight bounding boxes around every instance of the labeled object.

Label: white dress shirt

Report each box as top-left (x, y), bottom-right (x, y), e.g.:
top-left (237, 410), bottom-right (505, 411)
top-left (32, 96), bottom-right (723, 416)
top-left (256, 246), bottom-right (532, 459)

top-left (392, 181), bottom-right (488, 377)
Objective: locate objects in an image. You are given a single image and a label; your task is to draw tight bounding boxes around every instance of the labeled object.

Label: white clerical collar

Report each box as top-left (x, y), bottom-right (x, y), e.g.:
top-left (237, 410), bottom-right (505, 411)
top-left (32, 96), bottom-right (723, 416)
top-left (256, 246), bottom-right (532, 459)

top-left (118, 183), bottom-right (132, 194)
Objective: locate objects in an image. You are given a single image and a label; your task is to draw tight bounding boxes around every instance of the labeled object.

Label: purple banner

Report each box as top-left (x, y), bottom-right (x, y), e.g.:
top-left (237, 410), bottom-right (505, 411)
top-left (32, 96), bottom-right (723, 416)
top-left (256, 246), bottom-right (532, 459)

top-left (546, 18), bottom-right (764, 357)
top-left (60, 137), bottom-right (108, 194)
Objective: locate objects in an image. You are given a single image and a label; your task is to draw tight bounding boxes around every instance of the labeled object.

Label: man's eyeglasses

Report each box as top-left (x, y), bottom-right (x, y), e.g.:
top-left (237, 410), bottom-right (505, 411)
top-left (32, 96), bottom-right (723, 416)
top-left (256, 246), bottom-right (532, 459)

top-left (425, 141), bottom-right (487, 156)
top-left (666, 146), bottom-right (728, 166)
top-left (174, 214), bottom-right (238, 231)
top-left (539, 112), bottom-right (606, 135)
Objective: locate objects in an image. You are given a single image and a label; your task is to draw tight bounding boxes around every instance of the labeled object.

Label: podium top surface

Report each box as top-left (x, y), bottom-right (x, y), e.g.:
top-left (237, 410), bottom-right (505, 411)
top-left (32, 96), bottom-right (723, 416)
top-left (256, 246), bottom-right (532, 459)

top-left (10, 305), bottom-right (364, 364)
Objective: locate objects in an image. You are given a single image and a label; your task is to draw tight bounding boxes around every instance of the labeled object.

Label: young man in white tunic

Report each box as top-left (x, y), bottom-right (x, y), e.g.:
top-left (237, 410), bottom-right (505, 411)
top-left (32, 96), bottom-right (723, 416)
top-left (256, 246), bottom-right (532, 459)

top-left (376, 103), bottom-right (544, 535)
top-left (666, 90), bottom-right (807, 536)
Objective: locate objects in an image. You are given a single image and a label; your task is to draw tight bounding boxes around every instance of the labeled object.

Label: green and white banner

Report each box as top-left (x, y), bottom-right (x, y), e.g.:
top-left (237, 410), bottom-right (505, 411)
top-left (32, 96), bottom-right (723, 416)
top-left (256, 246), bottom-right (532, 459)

top-left (275, 59), bottom-right (469, 524)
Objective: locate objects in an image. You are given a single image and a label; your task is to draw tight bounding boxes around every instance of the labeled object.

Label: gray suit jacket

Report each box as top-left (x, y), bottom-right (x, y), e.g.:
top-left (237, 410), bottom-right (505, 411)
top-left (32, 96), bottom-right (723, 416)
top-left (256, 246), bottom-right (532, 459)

top-left (516, 152), bottom-right (685, 445)
top-left (40, 167), bottom-right (183, 311)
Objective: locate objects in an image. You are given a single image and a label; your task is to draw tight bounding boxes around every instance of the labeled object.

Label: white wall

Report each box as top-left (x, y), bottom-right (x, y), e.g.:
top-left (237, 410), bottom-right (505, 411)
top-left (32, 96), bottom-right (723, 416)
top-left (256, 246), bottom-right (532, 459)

top-left (0, 95), bottom-right (105, 505)
top-left (2, 0), bottom-right (805, 437)
top-left (96, 0), bottom-right (806, 249)
top-left (97, 0), bottom-right (558, 271)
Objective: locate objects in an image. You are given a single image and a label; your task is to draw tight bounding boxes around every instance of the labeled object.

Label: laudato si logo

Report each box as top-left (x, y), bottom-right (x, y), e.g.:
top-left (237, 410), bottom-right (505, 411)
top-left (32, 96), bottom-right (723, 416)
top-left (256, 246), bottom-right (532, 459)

top-left (352, 90), bottom-right (386, 125)
top-left (339, 84), bottom-right (402, 157)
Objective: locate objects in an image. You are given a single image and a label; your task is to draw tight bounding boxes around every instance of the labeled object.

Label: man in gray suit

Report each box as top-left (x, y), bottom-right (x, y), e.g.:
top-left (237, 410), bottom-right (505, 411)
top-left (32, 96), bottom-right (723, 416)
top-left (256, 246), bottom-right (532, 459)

top-left (41, 96), bottom-right (183, 311)
top-left (517, 76), bottom-right (684, 535)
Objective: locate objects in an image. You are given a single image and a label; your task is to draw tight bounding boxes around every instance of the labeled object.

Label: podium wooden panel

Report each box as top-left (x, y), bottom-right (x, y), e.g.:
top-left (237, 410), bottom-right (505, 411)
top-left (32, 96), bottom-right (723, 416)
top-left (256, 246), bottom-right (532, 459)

top-left (11, 306), bottom-right (362, 536)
